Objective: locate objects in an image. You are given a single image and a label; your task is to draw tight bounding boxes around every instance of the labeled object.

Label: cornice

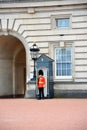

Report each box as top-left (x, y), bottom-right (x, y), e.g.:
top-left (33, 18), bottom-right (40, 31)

top-left (0, 0), bottom-right (87, 9)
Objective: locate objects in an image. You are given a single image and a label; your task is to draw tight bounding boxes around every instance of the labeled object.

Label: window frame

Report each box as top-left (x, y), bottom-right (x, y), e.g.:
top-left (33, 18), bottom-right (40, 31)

top-left (51, 14), bottom-right (72, 29)
top-left (55, 47), bottom-right (72, 79)
top-left (49, 42), bottom-right (74, 81)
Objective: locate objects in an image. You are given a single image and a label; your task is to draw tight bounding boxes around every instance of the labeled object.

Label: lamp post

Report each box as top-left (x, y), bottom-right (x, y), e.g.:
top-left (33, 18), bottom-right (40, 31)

top-left (30, 43), bottom-right (40, 81)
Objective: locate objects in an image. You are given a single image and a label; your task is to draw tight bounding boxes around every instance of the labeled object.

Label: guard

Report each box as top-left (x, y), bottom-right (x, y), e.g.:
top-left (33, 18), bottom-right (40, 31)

top-left (37, 70), bottom-right (46, 99)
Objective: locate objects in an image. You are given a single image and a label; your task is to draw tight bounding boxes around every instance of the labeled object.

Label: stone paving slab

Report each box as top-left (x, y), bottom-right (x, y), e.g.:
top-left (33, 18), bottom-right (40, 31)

top-left (0, 99), bottom-right (87, 130)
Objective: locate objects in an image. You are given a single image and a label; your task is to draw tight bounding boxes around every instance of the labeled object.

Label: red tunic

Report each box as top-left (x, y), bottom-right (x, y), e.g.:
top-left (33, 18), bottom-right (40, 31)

top-left (37, 76), bottom-right (45, 88)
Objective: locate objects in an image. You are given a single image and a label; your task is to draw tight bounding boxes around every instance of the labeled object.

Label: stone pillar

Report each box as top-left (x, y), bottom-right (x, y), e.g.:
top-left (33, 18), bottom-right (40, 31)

top-left (25, 81), bottom-right (36, 98)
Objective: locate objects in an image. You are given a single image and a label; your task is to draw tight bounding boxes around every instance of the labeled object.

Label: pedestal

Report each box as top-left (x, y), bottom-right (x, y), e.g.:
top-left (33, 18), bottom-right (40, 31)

top-left (25, 80), bottom-right (36, 98)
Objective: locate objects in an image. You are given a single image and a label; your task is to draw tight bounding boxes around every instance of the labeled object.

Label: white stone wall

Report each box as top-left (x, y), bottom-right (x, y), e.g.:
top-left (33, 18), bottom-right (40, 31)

top-left (74, 41), bottom-right (87, 82)
top-left (0, 0), bottom-right (87, 97)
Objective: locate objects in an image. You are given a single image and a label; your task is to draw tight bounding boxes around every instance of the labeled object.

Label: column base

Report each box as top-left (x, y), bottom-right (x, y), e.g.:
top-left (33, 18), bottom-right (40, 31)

top-left (25, 80), bottom-right (36, 98)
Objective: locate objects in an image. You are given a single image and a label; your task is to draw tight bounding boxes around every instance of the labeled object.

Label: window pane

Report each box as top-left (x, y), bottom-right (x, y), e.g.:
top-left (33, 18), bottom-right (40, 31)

top-left (56, 18), bottom-right (70, 28)
top-left (62, 48), bottom-right (66, 54)
top-left (67, 63), bottom-right (71, 69)
top-left (62, 69), bottom-right (66, 76)
top-left (62, 64), bottom-right (66, 76)
top-left (67, 56), bottom-right (71, 61)
top-left (58, 63), bottom-right (62, 70)
top-left (67, 69), bottom-right (72, 75)
top-left (62, 63), bottom-right (66, 69)
top-left (58, 70), bottom-right (61, 76)
top-left (67, 48), bottom-right (71, 55)
top-left (62, 55), bottom-right (66, 62)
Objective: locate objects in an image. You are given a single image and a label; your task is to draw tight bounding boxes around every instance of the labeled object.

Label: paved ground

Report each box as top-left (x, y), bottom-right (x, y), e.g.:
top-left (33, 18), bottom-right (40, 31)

top-left (0, 98), bottom-right (87, 130)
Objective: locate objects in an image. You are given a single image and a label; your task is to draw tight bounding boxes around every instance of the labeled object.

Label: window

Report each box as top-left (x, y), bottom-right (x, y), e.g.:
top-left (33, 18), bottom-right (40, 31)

top-left (51, 15), bottom-right (71, 29)
top-left (55, 48), bottom-right (72, 77)
top-left (56, 18), bottom-right (70, 28)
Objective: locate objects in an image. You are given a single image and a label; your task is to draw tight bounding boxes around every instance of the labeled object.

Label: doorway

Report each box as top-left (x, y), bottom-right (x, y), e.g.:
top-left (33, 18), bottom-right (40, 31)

top-left (0, 35), bottom-right (26, 98)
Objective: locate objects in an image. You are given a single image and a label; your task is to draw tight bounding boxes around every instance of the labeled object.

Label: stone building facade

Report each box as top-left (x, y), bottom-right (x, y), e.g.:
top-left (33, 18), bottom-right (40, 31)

top-left (0, 0), bottom-right (87, 98)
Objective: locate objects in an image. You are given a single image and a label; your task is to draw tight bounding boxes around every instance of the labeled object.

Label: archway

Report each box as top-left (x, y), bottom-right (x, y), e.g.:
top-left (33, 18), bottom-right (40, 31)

top-left (0, 35), bottom-right (26, 98)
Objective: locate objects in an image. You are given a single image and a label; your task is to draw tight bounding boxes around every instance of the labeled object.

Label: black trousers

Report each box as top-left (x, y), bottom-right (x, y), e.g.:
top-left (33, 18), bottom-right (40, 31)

top-left (38, 88), bottom-right (44, 99)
